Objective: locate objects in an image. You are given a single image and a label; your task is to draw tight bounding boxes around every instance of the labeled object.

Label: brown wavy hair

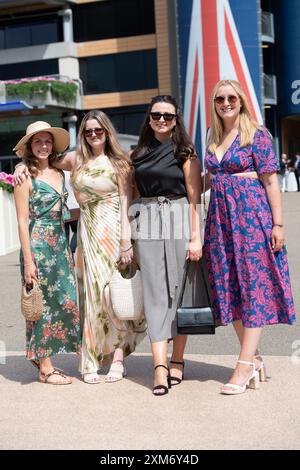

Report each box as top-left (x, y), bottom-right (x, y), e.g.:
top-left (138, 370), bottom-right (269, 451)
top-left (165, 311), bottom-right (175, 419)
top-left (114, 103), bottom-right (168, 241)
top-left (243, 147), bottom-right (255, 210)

top-left (131, 95), bottom-right (196, 161)
top-left (23, 133), bottom-right (57, 178)
top-left (71, 110), bottom-right (131, 184)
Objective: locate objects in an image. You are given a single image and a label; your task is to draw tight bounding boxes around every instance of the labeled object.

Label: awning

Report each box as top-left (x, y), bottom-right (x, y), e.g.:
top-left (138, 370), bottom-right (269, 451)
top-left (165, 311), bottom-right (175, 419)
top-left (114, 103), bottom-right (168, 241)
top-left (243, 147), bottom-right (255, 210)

top-left (0, 101), bottom-right (33, 112)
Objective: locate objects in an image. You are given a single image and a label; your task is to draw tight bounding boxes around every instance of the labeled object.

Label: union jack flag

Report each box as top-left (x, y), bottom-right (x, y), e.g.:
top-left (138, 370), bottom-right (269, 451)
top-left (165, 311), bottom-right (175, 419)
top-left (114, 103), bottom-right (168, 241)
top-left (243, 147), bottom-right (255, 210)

top-left (182, 0), bottom-right (263, 159)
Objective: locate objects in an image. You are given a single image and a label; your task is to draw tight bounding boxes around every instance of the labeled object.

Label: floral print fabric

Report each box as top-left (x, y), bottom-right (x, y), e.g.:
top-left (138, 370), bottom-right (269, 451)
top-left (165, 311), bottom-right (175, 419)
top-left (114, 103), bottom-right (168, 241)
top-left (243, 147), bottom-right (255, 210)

top-left (21, 178), bottom-right (81, 360)
top-left (204, 127), bottom-right (296, 327)
top-left (72, 156), bottom-right (146, 374)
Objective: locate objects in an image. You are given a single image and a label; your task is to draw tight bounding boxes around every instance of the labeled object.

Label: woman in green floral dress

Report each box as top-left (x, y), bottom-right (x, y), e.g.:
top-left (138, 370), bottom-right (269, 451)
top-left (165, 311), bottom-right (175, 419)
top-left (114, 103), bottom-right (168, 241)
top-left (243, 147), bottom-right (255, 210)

top-left (14, 121), bottom-right (81, 385)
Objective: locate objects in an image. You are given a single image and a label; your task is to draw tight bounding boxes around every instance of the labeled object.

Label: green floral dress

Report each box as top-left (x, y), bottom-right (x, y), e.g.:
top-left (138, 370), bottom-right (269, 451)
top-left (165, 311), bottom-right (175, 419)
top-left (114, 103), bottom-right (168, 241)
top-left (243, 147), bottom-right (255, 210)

top-left (21, 177), bottom-right (81, 361)
top-left (72, 155), bottom-right (146, 375)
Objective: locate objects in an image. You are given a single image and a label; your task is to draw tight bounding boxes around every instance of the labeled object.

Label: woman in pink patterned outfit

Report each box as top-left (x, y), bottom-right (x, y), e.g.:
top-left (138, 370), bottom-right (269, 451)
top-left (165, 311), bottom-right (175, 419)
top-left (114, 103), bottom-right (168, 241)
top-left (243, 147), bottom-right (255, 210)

top-left (204, 80), bottom-right (296, 395)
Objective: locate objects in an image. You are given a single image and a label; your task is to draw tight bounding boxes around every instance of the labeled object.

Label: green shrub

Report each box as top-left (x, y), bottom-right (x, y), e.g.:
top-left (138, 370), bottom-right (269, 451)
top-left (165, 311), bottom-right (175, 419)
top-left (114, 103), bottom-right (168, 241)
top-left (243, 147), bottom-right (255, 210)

top-left (5, 80), bottom-right (78, 104)
top-left (51, 81), bottom-right (78, 104)
top-left (6, 81), bottom-right (48, 99)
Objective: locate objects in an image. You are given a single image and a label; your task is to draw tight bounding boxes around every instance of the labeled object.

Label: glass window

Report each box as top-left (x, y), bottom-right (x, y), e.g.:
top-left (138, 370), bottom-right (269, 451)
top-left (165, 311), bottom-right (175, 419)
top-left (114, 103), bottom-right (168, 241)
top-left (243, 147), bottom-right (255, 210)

top-left (80, 50), bottom-right (157, 94)
top-left (0, 113), bottom-right (63, 157)
top-left (0, 28), bottom-right (4, 49)
top-left (0, 156), bottom-right (19, 173)
top-left (73, 0), bottom-right (155, 42)
top-left (104, 104), bottom-right (148, 135)
top-left (0, 14), bottom-right (61, 49)
top-left (31, 21), bottom-right (59, 46)
top-left (5, 24), bottom-right (31, 49)
top-left (0, 59), bottom-right (58, 81)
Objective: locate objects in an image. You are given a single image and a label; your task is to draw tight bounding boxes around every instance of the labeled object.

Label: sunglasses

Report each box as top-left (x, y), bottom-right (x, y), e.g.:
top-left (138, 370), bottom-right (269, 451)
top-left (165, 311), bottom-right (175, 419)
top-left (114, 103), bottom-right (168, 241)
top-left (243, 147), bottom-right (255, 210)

top-left (150, 112), bottom-right (176, 122)
top-left (214, 95), bottom-right (239, 105)
top-left (85, 127), bottom-right (105, 138)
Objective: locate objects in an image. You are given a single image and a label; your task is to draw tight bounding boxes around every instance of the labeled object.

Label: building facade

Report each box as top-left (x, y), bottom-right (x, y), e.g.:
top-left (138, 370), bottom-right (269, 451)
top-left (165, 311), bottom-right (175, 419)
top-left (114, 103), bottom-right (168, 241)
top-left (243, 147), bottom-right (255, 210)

top-left (0, 0), bottom-right (176, 171)
top-left (176, 0), bottom-right (300, 163)
top-left (0, 0), bottom-right (299, 172)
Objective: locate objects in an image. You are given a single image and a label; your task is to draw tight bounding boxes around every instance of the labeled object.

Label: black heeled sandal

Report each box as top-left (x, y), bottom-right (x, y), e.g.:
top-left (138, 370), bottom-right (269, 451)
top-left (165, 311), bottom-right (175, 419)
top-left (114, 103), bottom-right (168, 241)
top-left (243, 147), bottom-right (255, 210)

top-left (169, 360), bottom-right (185, 386)
top-left (152, 364), bottom-right (171, 396)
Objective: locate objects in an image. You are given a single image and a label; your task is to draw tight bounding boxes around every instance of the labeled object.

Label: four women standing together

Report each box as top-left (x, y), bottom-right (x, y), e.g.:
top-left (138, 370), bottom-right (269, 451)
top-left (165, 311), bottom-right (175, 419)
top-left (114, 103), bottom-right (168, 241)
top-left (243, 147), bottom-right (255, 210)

top-left (13, 80), bottom-right (296, 395)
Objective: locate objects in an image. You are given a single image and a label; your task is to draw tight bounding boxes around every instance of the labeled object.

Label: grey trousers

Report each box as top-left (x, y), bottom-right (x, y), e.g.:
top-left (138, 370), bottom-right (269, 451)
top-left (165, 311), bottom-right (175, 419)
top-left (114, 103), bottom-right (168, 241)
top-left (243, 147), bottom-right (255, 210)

top-left (132, 196), bottom-right (190, 342)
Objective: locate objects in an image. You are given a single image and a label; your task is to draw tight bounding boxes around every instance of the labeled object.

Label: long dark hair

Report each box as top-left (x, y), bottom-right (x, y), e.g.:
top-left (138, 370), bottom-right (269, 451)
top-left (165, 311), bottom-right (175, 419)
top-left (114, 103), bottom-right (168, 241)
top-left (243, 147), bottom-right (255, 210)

top-left (131, 95), bottom-right (196, 161)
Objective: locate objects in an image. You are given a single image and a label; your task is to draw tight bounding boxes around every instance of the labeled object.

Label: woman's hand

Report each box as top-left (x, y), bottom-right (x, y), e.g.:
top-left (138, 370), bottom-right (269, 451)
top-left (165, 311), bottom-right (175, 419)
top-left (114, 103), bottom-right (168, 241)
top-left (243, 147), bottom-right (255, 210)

top-left (119, 241), bottom-right (134, 265)
top-left (186, 239), bottom-right (203, 261)
top-left (271, 226), bottom-right (285, 252)
top-left (14, 164), bottom-right (29, 185)
top-left (24, 262), bottom-right (38, 285)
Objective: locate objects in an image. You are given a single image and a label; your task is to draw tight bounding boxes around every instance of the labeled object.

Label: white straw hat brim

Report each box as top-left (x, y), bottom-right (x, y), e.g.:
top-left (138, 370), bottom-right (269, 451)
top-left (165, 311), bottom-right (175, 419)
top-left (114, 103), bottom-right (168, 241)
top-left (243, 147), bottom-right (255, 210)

top-left (13, 122), bottom-right (70, 158)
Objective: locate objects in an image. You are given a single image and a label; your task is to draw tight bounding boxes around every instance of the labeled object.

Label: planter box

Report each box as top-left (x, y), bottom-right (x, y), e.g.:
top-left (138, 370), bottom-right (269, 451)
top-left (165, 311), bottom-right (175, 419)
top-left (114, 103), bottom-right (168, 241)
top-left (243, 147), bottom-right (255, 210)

top-left (6, 88), bottom-right (82, 110)
top-left (0, 189), bottom-right (20, 256)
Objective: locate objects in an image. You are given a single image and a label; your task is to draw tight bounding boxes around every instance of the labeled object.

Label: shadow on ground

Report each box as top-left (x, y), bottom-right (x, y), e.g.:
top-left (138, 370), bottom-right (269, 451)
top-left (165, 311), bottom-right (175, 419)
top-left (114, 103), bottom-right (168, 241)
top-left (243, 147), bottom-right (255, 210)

top-left (0, 353), bottom-right (232, 389)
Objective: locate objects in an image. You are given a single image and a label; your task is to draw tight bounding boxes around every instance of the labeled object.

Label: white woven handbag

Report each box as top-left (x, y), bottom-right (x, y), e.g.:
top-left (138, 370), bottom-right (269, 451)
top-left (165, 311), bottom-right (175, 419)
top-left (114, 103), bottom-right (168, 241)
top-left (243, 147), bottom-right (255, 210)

top-left (103, 264), bottom-right (144, 322)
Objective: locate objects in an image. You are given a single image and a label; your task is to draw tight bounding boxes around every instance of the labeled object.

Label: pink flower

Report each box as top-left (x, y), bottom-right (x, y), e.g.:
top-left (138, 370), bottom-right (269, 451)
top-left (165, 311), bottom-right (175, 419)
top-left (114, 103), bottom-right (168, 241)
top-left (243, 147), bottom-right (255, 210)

top-left (5, 174), bottom-right (14, 186)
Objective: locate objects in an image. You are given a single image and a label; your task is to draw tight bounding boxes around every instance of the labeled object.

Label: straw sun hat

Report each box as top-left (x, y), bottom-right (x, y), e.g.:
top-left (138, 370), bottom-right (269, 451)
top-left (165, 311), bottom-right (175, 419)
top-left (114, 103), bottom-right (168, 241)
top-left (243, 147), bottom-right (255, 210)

top-left (13, 121), bottom-right (70, 158)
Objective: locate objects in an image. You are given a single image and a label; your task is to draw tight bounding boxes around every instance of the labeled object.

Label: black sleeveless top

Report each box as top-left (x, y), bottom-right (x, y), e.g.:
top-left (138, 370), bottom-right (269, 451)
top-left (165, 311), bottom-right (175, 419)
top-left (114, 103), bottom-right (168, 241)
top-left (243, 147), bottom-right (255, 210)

top-left (133, 139), bottom-right (187, 197)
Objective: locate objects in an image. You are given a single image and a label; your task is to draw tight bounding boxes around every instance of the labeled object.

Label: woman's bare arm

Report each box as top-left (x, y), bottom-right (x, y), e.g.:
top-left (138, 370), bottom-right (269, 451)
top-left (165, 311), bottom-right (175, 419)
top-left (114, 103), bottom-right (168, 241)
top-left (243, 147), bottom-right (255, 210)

top-left (52, 150), bottom-right (76, 171)
top-left (183, 156), bottom-right (203, 260)
top-left (14, 179), bottom-right (38, 283)
top-left (14, 150), bottom-right (76, 185)
top-left (118, 171), bottom-right (134, 264)
top-left (260, 173), bottom-right (285, 251)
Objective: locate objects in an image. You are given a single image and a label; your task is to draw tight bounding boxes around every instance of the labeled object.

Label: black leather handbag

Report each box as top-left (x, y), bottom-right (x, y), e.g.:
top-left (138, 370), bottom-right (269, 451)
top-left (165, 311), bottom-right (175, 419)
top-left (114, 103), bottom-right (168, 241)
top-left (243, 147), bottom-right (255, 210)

top-left (177, 258), bottom-right (215, 335)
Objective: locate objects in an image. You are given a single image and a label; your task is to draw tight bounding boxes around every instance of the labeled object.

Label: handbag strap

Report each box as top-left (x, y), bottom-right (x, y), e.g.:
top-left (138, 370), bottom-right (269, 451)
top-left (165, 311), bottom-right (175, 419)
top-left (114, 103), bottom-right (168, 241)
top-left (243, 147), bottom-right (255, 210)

top-left (177, 259), bottom-right (211, 309)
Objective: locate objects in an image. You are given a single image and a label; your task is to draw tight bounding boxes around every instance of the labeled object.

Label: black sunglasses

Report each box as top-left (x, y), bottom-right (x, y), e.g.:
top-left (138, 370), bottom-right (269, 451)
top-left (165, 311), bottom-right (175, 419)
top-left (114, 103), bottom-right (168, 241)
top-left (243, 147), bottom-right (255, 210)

top-left (150, 112), bottom-right (177, 122)
top-left (85, 127), bottom-right (105, 137)
top-left (214, 95), bottom-right (239, 105)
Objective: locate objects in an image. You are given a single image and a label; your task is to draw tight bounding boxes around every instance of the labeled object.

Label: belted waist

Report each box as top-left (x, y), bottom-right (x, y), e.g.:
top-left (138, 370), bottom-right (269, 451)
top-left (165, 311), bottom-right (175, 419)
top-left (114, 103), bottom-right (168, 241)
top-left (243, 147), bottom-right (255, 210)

top-left (233, 171), bottom-right (258, 179)
top-left (134, 195), bottom-right (188, 299)
top-left (138, 194), bottom-right (186, 204)
top-left (211, 171), bottom-right (258, 181)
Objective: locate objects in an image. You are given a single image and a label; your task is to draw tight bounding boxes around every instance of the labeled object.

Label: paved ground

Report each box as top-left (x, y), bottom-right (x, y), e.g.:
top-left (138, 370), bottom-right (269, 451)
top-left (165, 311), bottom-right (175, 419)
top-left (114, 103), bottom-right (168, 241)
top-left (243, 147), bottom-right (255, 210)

top-left (0, 192), bottom-right (299, 450)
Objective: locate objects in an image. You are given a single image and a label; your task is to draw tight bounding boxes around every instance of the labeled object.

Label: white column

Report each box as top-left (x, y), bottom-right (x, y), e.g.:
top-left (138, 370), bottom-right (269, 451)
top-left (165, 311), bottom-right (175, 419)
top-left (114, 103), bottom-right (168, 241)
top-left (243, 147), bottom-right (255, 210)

top-left (63, 115), bottom-right (78, 149)
top-left (58, 9), bottom-right (74, 43)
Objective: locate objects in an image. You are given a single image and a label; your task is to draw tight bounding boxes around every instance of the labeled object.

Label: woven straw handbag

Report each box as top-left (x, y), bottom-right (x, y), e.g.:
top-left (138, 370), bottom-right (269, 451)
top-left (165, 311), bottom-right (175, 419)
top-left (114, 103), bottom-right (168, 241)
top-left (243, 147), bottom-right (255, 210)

top-left (103, 263), bottom-right (144, 322)
top-left (21, 280), bottom-right (44, 322)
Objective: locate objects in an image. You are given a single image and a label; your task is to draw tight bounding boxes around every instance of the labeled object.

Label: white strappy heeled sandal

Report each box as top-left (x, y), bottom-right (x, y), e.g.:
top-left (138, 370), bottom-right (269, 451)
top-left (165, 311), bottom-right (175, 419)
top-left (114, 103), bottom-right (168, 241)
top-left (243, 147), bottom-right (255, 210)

top-left (83, 372), bottom-right (102, 384)
top-left (254, 355), bottom-right (267, 382)
top-left (221, 360), bottom-right (260, 395)
top-left (104, 360), bottom-right (127, 383)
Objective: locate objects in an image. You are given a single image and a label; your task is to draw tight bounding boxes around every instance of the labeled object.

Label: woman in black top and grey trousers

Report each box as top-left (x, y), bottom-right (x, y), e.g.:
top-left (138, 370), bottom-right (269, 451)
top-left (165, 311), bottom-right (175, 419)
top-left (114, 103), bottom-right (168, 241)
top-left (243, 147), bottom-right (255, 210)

top-left (131, 95), bottom-right (202, 396)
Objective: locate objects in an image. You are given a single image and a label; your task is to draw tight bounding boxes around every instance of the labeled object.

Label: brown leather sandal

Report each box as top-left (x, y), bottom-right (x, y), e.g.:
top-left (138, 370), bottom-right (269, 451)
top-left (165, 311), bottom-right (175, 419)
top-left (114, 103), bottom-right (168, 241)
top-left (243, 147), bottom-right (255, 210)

top-left (39, 369), bottom-right (72, 385)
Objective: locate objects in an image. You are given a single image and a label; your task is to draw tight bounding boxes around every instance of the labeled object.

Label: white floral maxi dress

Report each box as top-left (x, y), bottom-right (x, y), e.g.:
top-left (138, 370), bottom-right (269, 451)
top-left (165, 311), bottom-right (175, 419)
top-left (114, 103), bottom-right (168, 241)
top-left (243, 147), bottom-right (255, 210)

top-left (72, 156), bottom-right (146, 374)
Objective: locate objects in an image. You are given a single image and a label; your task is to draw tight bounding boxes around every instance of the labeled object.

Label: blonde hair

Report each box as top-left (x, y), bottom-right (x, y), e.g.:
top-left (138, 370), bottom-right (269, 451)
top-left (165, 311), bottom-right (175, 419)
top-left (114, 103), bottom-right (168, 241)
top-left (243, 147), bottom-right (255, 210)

top-left (207, 79), bottom-right (262, 154)
top-left (71, 110), bottom-right (131, 184)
